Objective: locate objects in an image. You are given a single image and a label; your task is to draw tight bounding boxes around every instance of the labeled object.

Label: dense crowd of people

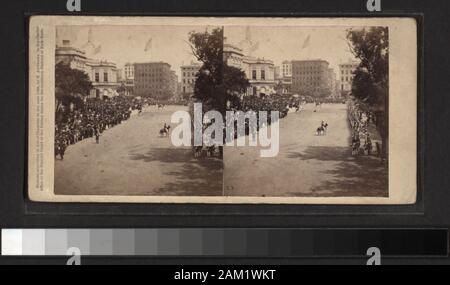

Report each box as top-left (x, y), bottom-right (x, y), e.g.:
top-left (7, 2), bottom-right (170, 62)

top-left (55, 96), bottom-right (141, 160)
top-left (220, 95), bottom-right (293, 142)
top-left (241, 95), bottom-right (291, 119)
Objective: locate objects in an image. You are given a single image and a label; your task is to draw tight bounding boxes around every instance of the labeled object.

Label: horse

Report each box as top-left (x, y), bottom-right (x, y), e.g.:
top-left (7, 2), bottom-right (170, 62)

top-left (322, 122), bottom-right (328, 134)
top-left (159, 125), bottom-right (170, 137)
top-left (316, 126), bottom-right (325, 136)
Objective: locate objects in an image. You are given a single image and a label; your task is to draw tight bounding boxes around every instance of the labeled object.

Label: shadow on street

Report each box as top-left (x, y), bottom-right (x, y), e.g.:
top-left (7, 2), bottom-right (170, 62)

top-left (287, 146), bottom-right (388, 197)
top-left (129, 147), bottom-right (223, 196)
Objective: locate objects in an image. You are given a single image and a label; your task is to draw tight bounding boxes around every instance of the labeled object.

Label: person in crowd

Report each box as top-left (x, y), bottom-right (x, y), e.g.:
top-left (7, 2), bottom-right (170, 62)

top-left (364, 133), bottom-right (372, 156)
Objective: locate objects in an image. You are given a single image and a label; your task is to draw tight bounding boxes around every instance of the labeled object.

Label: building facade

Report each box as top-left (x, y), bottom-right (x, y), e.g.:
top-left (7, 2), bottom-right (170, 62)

top-left (282, 60), bottom-right (292, 77)
top-left (241, 56), bottom-right (276, 96)
top-left (124, 63), bottom-right (135, 80)
top-left (291, 60), bottom-right (331, 97)
top-left (180, 62), bottom-right (201, 97)
top-left (223, 43), bottom-right (245, 69)
top-left (86, 59), bottom-right (120, 99)
top-left (55, 40), bottom-right (120, 99)
top-left (339, 60), bottom-right (359, 93)
top-left (134, 62), bottom-right (175, 99)
top-left (55, 40), bottom-right (88, 73)
top-left (169, 70), bottom-right (179, 99)
top-left (224, 43), bottom-right (276, 97)
top-left (327, 68), bottom-right (338, 98)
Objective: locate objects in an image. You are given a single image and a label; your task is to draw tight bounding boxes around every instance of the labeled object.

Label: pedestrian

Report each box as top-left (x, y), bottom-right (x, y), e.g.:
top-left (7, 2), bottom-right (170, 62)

top-left (365, 134), bottom-right (372, 155)
top-left (59, 143), bottom-right (66, 160)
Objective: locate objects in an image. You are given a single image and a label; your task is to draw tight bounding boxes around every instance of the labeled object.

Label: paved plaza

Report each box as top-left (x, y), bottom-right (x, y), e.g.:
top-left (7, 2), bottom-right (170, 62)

top-left (55, 105), bottom-right (223, 196)
top-left (224, 103), bottom-right (388, 197)
top-left (56, 103), bottom-right (387, 198)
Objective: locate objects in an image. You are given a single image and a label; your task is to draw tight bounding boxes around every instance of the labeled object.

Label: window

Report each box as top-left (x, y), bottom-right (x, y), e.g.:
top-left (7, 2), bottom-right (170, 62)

top-left (252, 70), bottom-right (257, 80)
top-left (95, 72), bottom-right (99, 82)
top-left (261, 70), bottom-right (265, 80)
top-left (104, 72), bottom-right (108, 82)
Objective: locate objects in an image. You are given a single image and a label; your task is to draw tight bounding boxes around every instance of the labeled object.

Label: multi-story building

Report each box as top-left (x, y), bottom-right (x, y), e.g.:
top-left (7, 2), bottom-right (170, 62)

top-left (327, 68), bottom-right (338, 98)
top-left (124, 63), bottom-right (135, 80)
top-left (275, 60), bottom-right (293, 95)
top-left (169, 70), bottom-right (179, 99)
top-left (224, 42), bottom-right (276, 97)
top-left (241, 56), bottom-right (276, 96)
top-left (339, 60), bottom-right (359, 94)
top-left (180, 62), bottom-right (201, 97)
top-left (223, 43), bottom-right (245, 69)
top-left (55, 40), bottom-right (89, 73)
top-left (134, 62), bottom-right (175, 99)
top-left (274, 66), bottom-right (281, 80)
top-left (116, 68), bottom-right (124, 81)
top-left (55, 40), bottom-right (120, 99)
top-left (86, 59), bottom-right (120, 99)
top-left (274, 76), bottom-right (292, 95)
top-left (282, 60), bottom-right (292, 78)
top-left (291, 59), bottom-right (331, 97)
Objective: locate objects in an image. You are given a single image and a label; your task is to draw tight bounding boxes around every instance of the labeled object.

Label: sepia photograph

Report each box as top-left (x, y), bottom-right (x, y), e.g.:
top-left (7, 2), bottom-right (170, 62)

top-left (27, 17), bottom-right (417, 204)
top-left (223, 26), bottom-right (389, 198)
top-left (52, 25), bottom-right (224, 197)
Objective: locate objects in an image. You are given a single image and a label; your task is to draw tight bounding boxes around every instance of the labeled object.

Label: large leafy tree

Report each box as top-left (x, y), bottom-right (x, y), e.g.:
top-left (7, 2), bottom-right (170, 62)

top-left (188, 27), bottom-right (249, 157)
top-left (55, 62), bottom-right (93, 112)
top-left (189, 27), bottom-right (249, 114)
top-left (347, 27), bottom-right (389, 158)
top-left (222, 64), bottom-right (250, 110)
top-left (189, 27), bottom-right (224, 114)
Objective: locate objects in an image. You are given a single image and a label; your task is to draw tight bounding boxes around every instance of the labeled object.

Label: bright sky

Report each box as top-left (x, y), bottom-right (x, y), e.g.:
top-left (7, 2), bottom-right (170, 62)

top-left (57, 25), bottom-right (360, 80)
top-left (224, 26), bottom-right (360, 73)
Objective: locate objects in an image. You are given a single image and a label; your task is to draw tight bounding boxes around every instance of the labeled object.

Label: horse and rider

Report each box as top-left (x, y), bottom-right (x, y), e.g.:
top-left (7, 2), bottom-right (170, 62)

top-left (159, 123), bottom-right (171, 137)
top-left (316, 120), bottom-right (329, 136)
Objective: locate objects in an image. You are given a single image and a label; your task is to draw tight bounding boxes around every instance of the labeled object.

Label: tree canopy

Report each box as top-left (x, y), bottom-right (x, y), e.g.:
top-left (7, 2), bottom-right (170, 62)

top-left (347, 26), bottom-right (389, 158)
top-left (189, 27), bottom-right (249, 115)
top-left (55, 62), bottom-right (92, 111)
top-left (347, 27), bottom-right (389, 109)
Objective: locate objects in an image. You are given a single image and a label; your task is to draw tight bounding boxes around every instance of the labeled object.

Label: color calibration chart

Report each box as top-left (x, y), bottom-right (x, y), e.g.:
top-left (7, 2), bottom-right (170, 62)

top-left (1, 228), bottom-right (448, 256)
